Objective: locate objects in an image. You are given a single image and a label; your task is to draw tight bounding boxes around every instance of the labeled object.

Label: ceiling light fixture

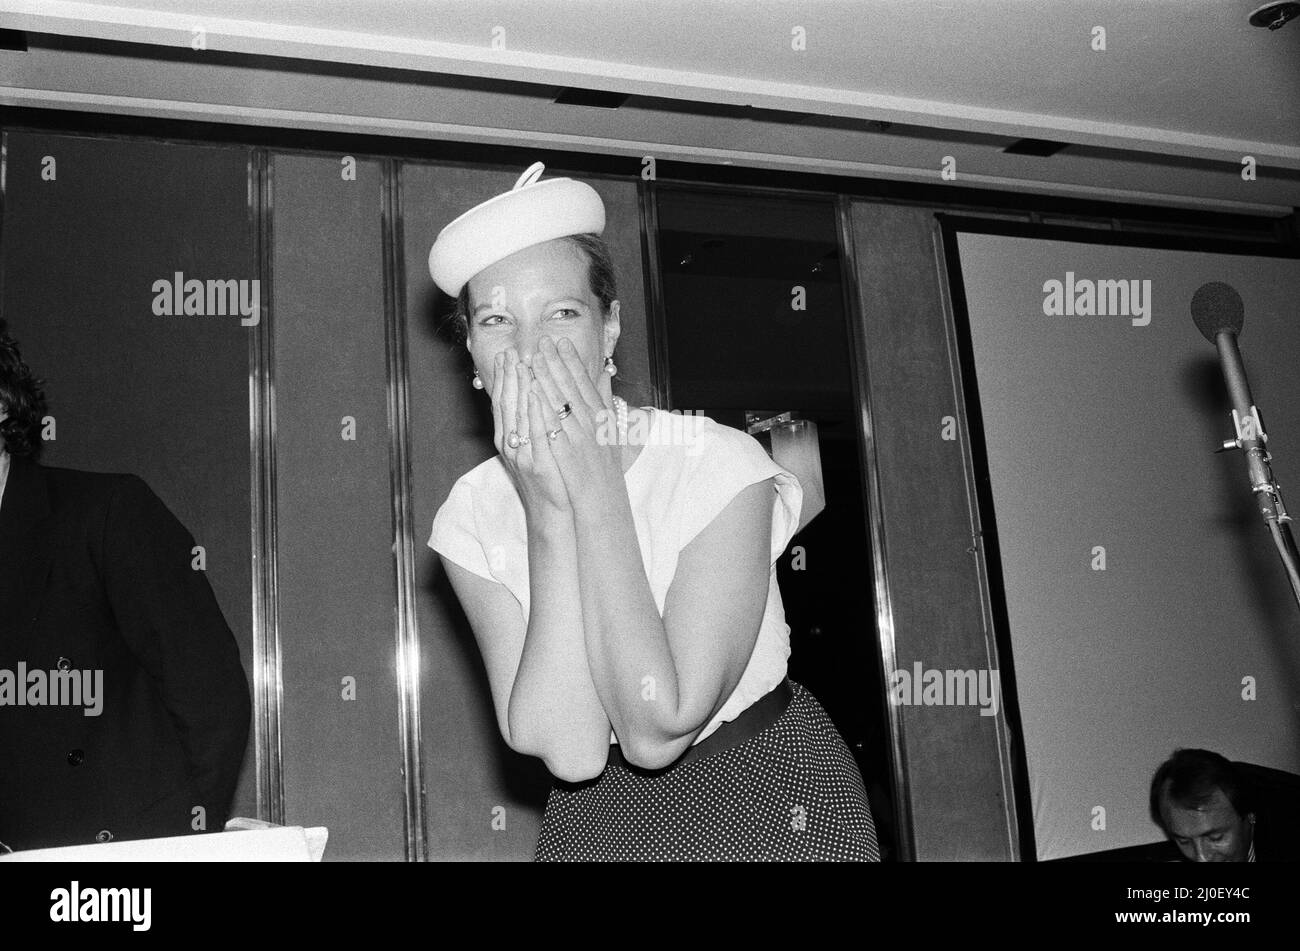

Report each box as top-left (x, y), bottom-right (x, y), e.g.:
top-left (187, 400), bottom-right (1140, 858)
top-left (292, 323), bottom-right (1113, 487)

top-left (1249, 1), bottom-right (1300, 29)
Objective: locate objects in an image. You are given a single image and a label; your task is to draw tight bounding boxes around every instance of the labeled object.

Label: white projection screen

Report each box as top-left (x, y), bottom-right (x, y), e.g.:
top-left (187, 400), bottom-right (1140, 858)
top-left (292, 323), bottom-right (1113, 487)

top-left (947, 223), bottom-right (1300, 861)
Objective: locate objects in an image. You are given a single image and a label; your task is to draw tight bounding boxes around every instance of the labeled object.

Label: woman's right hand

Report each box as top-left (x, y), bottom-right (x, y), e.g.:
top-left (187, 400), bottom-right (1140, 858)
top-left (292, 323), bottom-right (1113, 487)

top-left (491, 347), bottom-right (571, 517)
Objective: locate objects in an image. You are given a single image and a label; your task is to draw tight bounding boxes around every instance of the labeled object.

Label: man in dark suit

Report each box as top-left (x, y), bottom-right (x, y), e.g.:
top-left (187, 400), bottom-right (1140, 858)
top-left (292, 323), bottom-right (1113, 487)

top-left (1150, 748), bottom-right (1300, 862)
top-left (0, 323), bottom-right (250, 851)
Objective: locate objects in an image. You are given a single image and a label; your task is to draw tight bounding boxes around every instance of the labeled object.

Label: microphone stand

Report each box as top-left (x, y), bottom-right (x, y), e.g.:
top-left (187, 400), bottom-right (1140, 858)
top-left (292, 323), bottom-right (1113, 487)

top-left (1212, 330), bottom-right (1300, 612)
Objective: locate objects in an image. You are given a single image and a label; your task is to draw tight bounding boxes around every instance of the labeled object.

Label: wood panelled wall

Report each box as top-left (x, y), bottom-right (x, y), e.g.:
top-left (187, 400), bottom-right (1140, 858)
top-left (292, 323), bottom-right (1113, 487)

top-left (848, 201), bottom-right (1018, 860)
top-left (270, 153), bottom-right (408, 859)
top-left (3, 124), bottom-right (1050, 861)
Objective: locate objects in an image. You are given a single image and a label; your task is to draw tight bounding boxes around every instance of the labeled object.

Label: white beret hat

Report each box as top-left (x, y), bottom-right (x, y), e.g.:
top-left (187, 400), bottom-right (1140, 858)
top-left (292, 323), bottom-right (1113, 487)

top-left (427, 161), bottom-right (606, 297)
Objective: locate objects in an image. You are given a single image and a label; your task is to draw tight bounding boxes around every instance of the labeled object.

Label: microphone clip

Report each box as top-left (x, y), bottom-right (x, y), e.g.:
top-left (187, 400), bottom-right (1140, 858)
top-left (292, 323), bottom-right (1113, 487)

top-left (1215, 405), bottom-right (1269, 453)
top-left (1232, 405), bottom-right (1269, 444)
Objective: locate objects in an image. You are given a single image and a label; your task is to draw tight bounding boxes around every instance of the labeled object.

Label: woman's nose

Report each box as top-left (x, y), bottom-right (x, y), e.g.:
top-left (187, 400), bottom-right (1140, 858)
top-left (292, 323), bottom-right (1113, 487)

top-left (514, 333), bottom-right (547, 367)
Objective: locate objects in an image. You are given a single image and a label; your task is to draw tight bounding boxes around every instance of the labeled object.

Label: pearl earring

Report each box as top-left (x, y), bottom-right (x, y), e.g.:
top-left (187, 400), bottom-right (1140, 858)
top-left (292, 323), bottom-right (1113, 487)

top-left (603, 356), bottom-right (617, 376)
top-left (472, 370), bottom-right (484, 390)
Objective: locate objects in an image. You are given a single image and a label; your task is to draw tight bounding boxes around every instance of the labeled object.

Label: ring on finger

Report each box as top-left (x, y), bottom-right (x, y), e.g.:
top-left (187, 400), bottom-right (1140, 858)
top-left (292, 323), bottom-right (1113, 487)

top-left (557, 402), bottom-right (573, 420)
top-left (507, 430), bottom-right (522, 449)
top-left (547, 428), bottom-right (562, 441)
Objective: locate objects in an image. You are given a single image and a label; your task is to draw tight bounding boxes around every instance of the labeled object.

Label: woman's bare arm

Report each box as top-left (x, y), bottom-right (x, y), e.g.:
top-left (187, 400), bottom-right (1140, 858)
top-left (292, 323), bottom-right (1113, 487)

top-left (571, 478), bottom-right (774, 770)
top-left (521, 337), bottom-right (777, 770)
top-left (442, 505), bottom-right (611, 782)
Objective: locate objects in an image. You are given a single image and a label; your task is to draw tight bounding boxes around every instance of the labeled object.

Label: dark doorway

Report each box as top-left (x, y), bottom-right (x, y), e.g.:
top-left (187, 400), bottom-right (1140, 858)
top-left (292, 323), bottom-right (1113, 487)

top-left (653, 186), bottom-right (898, 859)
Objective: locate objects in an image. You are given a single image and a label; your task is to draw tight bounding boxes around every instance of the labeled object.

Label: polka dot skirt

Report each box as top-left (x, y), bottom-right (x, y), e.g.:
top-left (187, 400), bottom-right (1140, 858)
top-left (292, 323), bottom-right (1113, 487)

top-left (535, 680), bottom-right (881, 861)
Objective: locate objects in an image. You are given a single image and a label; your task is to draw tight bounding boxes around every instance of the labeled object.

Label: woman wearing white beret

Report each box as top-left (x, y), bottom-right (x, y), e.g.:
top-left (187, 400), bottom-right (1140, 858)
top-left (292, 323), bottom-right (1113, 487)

top-left (427, 162), bottom-right (879, 860)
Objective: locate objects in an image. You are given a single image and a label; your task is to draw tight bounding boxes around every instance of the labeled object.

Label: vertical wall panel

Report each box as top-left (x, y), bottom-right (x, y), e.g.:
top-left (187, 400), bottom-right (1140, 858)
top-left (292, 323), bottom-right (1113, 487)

top-left (403, 162), bottom-right (547, 861)
top-left (1, 130), bottom-right (257, 826)
top-left (849, 201), bottom-right (1017, 860)
top-left (271, 153), bottom-right (404, 859)
top-left (402, 160), bottom-right (650, 860)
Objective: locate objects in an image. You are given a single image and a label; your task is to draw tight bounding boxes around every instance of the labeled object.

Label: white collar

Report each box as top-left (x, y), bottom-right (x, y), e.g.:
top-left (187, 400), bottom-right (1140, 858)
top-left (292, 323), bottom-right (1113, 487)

top-left (0, 450), bottom-right (10, 501)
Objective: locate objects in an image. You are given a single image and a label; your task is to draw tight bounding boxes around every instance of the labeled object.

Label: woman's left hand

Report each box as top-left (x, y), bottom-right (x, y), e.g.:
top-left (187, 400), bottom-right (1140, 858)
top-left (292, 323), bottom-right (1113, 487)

top-left (528, 335), bottom-right (624, 505)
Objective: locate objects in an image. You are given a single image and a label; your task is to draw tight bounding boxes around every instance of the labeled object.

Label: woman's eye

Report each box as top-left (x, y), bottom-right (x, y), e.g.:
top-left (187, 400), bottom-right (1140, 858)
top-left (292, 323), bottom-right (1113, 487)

top-left (480, 314), bottom-right (506, 326)
top-left (551, 308), bottom-right (579, 319)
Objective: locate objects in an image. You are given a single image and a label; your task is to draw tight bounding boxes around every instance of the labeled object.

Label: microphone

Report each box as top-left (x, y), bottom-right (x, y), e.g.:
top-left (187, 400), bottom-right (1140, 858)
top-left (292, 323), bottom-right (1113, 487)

top-left (1192, 282), bottom-right (1259, 453)
top-left (1191, 281), bottom-right (1244, 342)
top-left (1191, 281), bottom-right (1300, 610)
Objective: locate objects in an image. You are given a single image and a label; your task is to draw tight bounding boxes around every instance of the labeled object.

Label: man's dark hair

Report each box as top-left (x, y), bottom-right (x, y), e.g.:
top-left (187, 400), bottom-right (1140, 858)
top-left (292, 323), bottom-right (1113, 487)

top-left (1150, 748), bottom-right (1254, 831)
top-left (0, 319), bottom-right (47, 458)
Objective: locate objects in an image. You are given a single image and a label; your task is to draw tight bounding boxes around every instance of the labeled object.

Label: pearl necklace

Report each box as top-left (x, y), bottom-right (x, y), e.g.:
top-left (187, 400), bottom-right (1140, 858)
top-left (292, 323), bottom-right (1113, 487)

top-left (613, 395), bottom-right (629, 445)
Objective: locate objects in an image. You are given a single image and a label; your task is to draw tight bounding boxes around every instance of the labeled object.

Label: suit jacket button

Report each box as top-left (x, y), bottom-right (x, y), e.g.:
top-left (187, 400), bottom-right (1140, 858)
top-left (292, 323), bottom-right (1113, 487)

top-left (57, 656), bottom-right (73, 672)
top-left (66, 749), bottom-right (85, 766)
top-left (95, 830), bottom-right (114, 843)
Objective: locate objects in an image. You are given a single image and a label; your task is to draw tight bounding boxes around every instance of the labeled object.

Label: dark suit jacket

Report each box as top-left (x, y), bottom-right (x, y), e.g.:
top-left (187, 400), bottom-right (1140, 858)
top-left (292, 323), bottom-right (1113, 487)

top-left (0, 454), bottom-right (251, 851)
top-left (1233, 761), bottom-right (1300, 863)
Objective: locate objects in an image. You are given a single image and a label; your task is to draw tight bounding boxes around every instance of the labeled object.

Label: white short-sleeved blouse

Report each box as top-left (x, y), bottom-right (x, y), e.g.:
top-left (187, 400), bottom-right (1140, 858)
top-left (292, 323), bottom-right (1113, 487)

top-left (428, 406), bottom-right (804, 746)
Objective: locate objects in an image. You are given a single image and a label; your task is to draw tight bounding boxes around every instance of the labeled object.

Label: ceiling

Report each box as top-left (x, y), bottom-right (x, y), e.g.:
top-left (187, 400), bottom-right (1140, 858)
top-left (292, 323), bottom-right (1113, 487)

top-left (1, 0), bottom-right (1297, 213)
